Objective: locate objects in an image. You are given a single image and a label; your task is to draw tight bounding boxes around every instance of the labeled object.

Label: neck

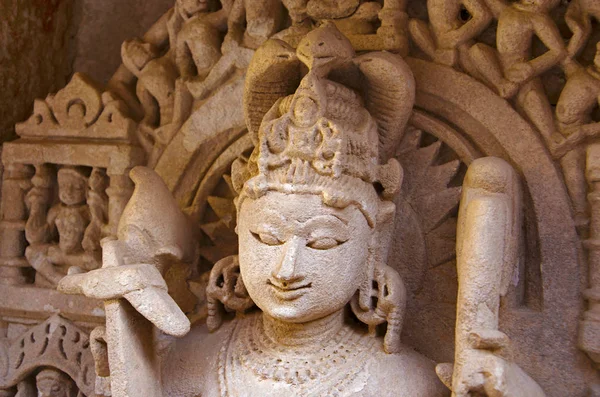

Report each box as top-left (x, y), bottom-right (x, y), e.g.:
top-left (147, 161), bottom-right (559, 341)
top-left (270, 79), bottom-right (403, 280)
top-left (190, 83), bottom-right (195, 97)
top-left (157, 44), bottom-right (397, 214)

top-left (262, 310), bottom-right (345, 347)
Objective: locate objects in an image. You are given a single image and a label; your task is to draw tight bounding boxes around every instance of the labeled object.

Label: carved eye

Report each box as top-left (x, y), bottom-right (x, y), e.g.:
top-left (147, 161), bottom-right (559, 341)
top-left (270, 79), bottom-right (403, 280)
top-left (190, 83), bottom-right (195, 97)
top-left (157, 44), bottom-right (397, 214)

top-left (252, 232), bottom-right (283, 246)
top-left (307, 237), bottom-right (342, 250)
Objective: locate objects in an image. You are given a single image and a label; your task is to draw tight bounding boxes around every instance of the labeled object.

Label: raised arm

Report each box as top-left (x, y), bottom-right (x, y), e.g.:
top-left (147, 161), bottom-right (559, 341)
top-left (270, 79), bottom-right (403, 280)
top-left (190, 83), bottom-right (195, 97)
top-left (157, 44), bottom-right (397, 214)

top-left (565, 0), bottom-right (592, 58)
top-left (438, 157), bottom-right (546, 397)
top-left (529, 14), bottom-right (568, 75)
top-left (58, 167), bottom-right (199, 397)
top-left (438, 0), bottom-right (493, 48)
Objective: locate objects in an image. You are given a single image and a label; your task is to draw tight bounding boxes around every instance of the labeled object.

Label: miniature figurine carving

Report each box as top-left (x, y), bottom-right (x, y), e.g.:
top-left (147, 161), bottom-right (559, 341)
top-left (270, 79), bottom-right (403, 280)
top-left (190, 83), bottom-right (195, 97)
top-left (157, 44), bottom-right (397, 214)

top-left (277, 0), bottom-right (409, 54)
top-left (564, 0), bottom-right (600, 60)
top-left (25, 167), bottom-right (101, 287)
top-left (58, 24), bottom-right (549, 397)
top-left (408, 0), bottom-right (492, 67)
top-left (467, 0), bottom-right (566, 144)
top-left (121, 39), bottom-right (178, 132)
top-left (120, 0), bottom-right (232, 163)
top-left (34, 368), bottom-right (78, 397)
top-left (552, 42), bottom-right (600, 227)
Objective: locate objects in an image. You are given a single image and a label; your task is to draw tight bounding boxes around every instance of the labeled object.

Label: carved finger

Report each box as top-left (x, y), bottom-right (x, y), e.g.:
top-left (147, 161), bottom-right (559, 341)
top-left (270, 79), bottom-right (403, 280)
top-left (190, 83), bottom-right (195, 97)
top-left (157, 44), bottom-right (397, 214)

top-left (468, 329), bottom-right (510, 350)
top-left (58, 264), bottom-right (168, 300)
top-left (125, 287), bottom-right (190, 337)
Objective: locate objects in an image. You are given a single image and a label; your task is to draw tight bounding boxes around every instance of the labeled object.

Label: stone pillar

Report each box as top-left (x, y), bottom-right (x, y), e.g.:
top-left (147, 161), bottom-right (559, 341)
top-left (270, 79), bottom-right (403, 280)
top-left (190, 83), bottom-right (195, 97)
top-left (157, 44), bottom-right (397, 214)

top-left (0, 163), bottom-right (33, 285)
top-left (24, 164), bottom-right (54, 245)
top-left (581, 144), bottom-right (600, 366)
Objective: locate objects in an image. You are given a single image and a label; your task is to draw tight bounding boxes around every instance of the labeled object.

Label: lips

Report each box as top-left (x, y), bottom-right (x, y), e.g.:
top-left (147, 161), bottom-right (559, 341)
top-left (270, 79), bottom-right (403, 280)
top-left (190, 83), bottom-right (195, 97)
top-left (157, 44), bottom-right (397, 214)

top-left (267, 280), bottom-right (312, 301)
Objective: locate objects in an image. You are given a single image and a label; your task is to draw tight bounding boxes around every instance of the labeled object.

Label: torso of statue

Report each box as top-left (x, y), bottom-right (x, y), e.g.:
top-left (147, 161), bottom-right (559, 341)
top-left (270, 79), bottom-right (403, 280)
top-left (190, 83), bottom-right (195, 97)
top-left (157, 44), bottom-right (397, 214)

top-left (161, 312), bottom-right (447, 397)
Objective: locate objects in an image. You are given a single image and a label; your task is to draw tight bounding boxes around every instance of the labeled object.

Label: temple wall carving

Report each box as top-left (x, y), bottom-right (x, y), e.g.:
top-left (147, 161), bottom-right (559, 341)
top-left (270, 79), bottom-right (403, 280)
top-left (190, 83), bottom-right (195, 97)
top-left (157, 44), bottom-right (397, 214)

top-left (1, 0), bottom-right (600, 396)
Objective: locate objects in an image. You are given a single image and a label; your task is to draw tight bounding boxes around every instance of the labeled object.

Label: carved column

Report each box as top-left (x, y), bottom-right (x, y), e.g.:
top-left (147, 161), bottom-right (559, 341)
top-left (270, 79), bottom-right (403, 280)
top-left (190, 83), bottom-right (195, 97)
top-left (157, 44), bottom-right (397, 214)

top-left (0, 163), bottom-right (33, 285)
top-left (24, 164), bottom-right (53, 245)
top-left (104, 170), bottom-right (134, 237)
top-left (581, 144), bottom-right (600, 365)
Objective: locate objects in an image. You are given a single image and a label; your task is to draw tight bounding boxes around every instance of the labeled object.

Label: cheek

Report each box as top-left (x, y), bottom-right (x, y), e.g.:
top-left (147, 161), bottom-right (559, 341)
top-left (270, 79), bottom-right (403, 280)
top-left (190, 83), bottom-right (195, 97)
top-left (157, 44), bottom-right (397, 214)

top-left (302, 241), bottom-right (369, 296)
top-left (237, 228), bottom-right (279, 290)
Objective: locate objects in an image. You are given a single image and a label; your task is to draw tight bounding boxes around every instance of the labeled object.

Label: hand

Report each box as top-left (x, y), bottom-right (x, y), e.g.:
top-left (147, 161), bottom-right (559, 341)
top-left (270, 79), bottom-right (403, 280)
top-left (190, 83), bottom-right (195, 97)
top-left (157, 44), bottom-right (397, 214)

top-left (505, 62), bottom-right (535, 84)
top-left (440, 330), bottom-right (546, 397)
top-left (221, 34), bottom-right (240, 55)
top-left (58, 239), bottom-right (190, 337)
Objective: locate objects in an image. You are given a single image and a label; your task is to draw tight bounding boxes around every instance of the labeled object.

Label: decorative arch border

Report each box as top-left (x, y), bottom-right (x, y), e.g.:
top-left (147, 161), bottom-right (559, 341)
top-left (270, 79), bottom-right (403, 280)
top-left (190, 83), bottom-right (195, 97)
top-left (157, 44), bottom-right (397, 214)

top-left (407, 58), bottom-right (590, 394)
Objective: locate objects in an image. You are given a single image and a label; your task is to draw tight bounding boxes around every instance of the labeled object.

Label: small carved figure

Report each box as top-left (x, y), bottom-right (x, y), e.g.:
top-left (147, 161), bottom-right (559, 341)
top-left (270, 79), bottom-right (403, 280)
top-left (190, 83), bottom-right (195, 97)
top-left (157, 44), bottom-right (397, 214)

top-left (549, 43), bottom-right (600, 227)
top-left (25, 167), bottom-right (96, 287)
top-left (408, 0), bottom-right (492, 68)
top-left (34, 368), bottom-right (78, 397)
top-left (223, 0), bottom-right (283, 51)
top-left (468, 0), bottom-right (567, 143)
top-left (278, 0), bottom-right (409, 54)
top-left (182, 0), bottom-right (282, 101)
top-left (121, 39), bottom-right (178, 130)
top-left (9, 368), bottom-right (78, 397)
top-left (173, 0), bottom-right (230, 81)
top-left (120, 0), bottom-right (232, 162)
top-left (565, 0), bottom-right (600, 60)
top-left (82, 168), bottom-right (109, 253)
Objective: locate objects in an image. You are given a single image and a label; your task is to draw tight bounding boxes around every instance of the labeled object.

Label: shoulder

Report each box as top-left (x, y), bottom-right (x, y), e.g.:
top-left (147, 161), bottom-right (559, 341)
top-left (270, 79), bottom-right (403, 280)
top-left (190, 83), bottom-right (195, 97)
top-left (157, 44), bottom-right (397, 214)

top-left (160, 316), bottom-right (238, 397)
top-left (363, 345), bottom-right (450, 397)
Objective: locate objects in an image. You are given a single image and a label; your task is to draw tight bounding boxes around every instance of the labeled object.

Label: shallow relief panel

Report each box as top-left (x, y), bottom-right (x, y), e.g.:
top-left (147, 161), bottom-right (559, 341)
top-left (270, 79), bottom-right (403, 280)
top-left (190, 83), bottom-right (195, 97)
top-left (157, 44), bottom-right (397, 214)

top-left (1, 0), bottom-right (600, 396)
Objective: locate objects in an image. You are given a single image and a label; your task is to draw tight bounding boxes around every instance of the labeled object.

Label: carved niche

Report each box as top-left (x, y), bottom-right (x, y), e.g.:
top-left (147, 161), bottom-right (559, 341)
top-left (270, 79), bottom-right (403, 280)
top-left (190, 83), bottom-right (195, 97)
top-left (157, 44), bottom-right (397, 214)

top-left (0, 315), bottom-right (96, 397)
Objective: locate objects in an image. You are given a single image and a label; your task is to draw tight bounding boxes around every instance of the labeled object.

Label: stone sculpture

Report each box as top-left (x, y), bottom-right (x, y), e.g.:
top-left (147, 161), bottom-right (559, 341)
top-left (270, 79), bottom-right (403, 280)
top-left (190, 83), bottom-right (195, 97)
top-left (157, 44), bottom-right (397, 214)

top-left (0, 315), bottom-right (96, 397)
top-left (25, 167), bottom-right (94, 287)
top-left (4, 0), bottom-right (600, 395)
top-left (408, 0), bottom-right (492, 68)
top-left (565, 0), bottom-right (600, 60)
top-left (276, 0), bottom-right (409, 54)
top-left (468, 0), bottom-right (566, 144)
top-left (57, 24), bottom-right (546, 397)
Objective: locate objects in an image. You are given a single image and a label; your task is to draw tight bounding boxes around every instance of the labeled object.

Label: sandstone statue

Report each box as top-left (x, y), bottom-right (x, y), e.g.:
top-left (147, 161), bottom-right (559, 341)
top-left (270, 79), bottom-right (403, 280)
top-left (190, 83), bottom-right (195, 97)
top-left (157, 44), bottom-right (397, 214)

top-left (58, 24), bottom-right (546, 397)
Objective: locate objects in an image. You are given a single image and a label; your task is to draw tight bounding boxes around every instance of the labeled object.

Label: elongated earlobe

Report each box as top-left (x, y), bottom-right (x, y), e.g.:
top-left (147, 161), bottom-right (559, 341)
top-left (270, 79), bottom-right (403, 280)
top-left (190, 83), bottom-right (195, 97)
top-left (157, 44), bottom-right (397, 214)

top-left (206, 255), bottom-right (255, 332)
top-left (351, 262), bottom-right (407, 354)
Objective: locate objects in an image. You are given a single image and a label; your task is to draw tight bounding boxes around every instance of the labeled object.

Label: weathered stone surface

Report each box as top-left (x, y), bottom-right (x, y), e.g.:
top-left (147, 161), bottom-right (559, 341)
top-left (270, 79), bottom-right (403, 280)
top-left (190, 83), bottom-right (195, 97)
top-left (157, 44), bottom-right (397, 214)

top-left (0, 0), bottom-right (73, 141)
top-left (72, 0), bottom-right (175, 84)
top-left (3, 0), bottom-right (600, 396)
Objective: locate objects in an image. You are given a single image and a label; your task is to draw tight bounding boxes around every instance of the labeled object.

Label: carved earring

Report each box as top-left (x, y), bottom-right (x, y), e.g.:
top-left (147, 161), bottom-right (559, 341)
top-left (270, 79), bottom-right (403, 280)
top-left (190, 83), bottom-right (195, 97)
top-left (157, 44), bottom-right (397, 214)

top-left (351, 258), bottom-right (407, 354)
top-left (206, 255), bottom-right (255, 332)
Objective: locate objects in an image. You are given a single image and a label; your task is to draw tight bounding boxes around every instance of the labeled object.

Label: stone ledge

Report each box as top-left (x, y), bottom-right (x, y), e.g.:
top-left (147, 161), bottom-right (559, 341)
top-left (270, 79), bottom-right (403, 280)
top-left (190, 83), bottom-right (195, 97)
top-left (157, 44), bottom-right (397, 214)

top-left (0, 285), bottom-right (104, 325)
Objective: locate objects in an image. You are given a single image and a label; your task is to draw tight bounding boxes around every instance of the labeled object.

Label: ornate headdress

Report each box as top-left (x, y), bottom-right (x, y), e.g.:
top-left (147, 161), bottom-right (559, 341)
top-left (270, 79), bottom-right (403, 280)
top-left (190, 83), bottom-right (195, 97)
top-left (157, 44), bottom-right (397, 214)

top-left (210, 24), bottom-right (415, 353)
top-left (234, 22), bottom-right (415, 226)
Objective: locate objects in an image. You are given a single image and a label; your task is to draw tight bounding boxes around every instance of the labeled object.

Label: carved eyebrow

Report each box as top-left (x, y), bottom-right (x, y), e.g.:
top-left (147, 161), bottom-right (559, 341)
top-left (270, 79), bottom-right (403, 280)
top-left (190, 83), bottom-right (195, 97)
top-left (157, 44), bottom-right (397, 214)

top-left (302, 214), bottom-right (349, 229)
top-left (254, 208), bottom-right (287, 224)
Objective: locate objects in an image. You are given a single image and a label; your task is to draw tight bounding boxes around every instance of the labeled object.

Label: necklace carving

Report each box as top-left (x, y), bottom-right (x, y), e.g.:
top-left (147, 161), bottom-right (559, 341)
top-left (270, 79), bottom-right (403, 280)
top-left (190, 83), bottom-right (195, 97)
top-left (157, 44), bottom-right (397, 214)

top-left (218, 314), bottom-right (379, 396)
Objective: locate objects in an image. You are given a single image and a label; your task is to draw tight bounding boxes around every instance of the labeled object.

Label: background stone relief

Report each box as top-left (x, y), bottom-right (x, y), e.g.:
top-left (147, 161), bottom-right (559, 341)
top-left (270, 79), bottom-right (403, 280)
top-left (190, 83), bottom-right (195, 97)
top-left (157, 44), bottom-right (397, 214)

top-left (1, 0), bottom-right (600, 395)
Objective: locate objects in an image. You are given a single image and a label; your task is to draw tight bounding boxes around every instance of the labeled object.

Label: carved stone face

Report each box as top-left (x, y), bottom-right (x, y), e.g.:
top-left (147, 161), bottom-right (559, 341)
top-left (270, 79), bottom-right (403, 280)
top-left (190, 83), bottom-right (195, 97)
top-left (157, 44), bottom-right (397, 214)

top-left (57, 170), bottom-right (87, 206)
top-left (237, 191), bottom-right (371, 323)
top-left (122, 39), bottom-right (155, 72)
top-left (35, 369), bottom-right (75, 397)
top-left (177, 0), bottom-right (210, 17)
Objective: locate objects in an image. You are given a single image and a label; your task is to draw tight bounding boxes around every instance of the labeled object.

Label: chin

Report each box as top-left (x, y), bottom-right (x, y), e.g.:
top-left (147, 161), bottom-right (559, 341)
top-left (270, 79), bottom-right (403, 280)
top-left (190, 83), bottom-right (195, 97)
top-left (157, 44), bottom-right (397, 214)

top-left (262, 303), bottom-right (314, 323)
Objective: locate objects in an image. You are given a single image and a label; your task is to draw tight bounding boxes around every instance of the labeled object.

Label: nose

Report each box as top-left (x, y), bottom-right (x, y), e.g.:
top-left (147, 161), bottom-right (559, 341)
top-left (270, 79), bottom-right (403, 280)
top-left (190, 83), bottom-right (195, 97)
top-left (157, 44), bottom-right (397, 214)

top-left (271, 236), bottom-right (304, 285)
